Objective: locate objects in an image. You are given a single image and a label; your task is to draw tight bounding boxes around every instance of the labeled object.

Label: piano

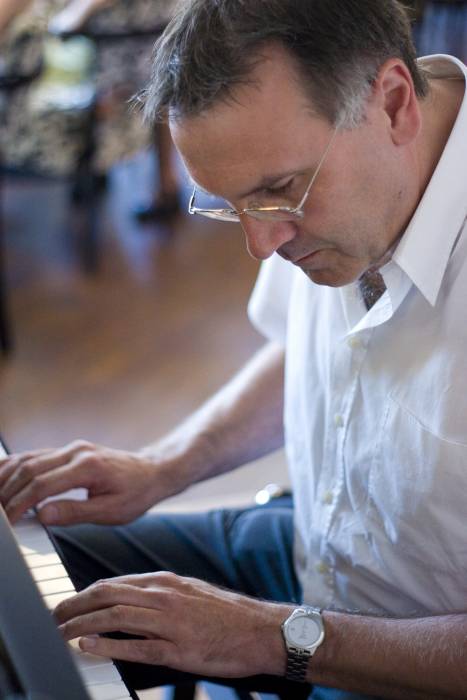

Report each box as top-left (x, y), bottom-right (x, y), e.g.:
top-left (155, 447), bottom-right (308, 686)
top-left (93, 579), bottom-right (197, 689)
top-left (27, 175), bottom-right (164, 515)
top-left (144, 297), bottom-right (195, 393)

top-left (0, 439), bottom-right (135, 700)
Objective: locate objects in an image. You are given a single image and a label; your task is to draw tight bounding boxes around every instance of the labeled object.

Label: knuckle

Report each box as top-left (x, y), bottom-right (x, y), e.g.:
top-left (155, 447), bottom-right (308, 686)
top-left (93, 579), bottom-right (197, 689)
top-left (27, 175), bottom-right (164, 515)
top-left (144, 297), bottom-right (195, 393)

top-left (70, 439), bottom-right (92, 450)
top-left (28, 474), bottom-right (49, 499)
top-left (91, 580), bottom-right (112, 600)
top-left (17, 461), bottom-right (37, 482)
top-left (31, 474), bottom-right (48, 495)
top-left (111, 604), bottom-right (126, 621)
top-left (153, 571), bottom-right (180, 587)
top-left (75, 452), bottom-right (98, 470)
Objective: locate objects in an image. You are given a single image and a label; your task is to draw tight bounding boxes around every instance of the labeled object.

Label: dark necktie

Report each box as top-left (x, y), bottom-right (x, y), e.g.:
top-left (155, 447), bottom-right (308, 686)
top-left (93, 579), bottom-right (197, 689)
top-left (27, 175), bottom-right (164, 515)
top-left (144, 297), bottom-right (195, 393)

top-left (358, 269), bottom-right (387, 310)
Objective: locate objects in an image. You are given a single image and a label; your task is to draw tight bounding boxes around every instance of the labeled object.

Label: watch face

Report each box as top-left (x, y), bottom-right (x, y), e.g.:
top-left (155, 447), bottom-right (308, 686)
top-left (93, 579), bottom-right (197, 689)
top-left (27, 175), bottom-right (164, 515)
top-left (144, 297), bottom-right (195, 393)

top-left (286, 615), bottom-right (321, 647)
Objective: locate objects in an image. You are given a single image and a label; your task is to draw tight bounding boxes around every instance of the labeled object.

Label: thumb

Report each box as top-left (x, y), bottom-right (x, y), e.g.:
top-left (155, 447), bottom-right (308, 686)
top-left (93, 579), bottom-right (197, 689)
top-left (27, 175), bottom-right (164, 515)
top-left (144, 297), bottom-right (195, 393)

top-left (37, 496), bottom-right (111, 526)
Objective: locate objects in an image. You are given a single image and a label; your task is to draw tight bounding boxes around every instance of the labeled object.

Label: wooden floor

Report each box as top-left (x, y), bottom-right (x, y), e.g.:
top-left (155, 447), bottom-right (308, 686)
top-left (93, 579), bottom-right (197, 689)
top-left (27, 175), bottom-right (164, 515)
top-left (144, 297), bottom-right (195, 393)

top-left (0, 153), bottom-right (289, 700)
top-left (0, 154), bottom-right (288, 510)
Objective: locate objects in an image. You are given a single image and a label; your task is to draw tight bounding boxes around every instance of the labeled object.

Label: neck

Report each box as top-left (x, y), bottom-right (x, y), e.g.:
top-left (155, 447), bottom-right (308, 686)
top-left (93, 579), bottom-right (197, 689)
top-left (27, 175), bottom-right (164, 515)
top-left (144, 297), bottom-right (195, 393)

top-left (416, 76), bottom-right (464, 199)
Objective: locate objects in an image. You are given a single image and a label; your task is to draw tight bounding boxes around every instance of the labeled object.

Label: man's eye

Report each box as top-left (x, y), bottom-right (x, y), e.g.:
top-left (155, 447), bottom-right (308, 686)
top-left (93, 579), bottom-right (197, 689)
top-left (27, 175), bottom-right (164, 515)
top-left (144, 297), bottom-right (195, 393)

top-left (263, 179), bottom-right (294, 197)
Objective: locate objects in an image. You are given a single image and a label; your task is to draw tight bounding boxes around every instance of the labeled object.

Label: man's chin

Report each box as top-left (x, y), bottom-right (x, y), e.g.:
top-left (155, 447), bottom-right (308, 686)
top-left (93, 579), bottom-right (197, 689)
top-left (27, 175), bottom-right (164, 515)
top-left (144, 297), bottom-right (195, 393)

top-left (302, 267), bottom-right (360, 288)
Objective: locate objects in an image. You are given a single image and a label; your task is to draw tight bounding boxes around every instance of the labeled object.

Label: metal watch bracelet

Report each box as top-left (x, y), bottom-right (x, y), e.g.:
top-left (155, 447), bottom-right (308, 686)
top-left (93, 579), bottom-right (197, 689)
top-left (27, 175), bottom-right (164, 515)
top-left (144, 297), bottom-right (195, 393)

top-left (285, 646), bottom-right (311, 682)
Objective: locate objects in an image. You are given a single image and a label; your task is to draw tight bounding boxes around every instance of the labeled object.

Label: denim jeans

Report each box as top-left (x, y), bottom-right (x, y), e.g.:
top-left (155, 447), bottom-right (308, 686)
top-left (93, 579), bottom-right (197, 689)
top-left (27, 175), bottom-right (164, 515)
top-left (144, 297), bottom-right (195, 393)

top-left (51, 497), bottom-right (381, 700)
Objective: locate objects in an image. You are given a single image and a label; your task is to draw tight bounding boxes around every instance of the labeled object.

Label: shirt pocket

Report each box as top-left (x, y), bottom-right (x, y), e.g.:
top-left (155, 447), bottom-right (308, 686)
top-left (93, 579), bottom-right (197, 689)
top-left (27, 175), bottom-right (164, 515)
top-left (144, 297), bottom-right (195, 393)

top-left (367, 392), bottom-right (467, 575)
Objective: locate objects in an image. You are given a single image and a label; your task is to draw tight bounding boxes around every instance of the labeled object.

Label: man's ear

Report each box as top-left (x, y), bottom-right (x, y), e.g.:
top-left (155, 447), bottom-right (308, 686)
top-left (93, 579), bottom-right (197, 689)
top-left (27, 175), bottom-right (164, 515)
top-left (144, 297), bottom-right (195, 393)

top-left (371, 58), bottom-right (421, 146)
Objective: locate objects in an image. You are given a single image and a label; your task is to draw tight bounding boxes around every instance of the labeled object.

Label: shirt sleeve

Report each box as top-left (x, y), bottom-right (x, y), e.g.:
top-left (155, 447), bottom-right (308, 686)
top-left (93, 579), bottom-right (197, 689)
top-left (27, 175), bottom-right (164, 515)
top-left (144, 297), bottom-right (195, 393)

top-left (247, 254), bottom-right (295, 344)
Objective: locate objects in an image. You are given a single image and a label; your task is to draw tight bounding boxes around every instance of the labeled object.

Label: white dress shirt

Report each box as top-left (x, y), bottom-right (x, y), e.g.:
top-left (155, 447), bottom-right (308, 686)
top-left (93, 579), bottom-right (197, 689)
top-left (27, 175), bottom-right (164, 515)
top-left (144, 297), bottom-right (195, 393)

top-left (248, 55), bottom-right (467, 616)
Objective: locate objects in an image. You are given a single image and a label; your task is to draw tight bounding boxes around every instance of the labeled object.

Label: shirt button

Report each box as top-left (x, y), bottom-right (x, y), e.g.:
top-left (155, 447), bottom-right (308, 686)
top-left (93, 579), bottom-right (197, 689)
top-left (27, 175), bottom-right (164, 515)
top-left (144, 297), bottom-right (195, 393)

top-left (316, 561), bottom-right (329, 575)
top-left (334, 413), bottom-right (344, 428)
top-left (347, 335), bottom-right (361, 349)
top-left (322, 490), bottom-right (334, 505)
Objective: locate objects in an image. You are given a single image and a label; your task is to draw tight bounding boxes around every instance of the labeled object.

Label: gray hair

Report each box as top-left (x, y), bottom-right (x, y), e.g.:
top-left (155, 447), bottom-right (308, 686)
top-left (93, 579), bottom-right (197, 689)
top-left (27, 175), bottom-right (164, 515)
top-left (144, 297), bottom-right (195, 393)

top-left (142, 0), bottom-right (428, 129)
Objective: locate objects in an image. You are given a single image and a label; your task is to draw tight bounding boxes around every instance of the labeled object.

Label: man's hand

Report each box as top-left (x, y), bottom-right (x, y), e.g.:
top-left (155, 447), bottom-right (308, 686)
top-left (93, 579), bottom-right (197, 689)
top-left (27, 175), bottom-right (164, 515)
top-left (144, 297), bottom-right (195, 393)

top-left (0, 342), bottom-right (285, 528)
top-left (0, 440), bottom-right (167, 525)
top-left (54, 572), bottom-right (290, 678)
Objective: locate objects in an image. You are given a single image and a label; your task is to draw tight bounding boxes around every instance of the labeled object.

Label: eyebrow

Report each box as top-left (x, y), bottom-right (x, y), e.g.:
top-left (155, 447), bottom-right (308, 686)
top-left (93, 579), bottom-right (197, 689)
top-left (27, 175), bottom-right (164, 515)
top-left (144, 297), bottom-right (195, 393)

top-left (237, 170), bottom-right (300, 199)
top-left (192, 168), bottom-right (304, 201)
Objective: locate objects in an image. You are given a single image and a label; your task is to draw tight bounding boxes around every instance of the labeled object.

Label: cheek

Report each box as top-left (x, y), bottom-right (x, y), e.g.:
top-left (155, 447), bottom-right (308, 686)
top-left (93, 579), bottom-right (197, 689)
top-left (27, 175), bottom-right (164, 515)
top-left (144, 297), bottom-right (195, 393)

top-left (324, 165), bottom-right (390, 236)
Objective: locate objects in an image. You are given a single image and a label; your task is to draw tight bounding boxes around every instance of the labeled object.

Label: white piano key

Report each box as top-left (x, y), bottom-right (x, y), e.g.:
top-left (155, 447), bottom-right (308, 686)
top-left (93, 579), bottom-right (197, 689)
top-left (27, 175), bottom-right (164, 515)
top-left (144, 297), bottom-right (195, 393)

top-left (43, 589), bottom-right (77, 609)
top-left (68, 638), bottom-right (113, 669)
top-left (12, 513), bottom-right (39, 530)
top-left (11, 499), bottom-right (132, 699)
top-left (16, 528), bottom-right (55, 550)
top-left (19, 536), bottom-right (56, 556)
top-left (87, 682), bottom-right (132, 700)
top-left (80, 664), bottom-right (123, 684)
top-left (31, 562), bottom-right (68, 582)
top-left (37, 576), bottom-right (76, 596)
top-left (23, 550), bottom-right (62, 567)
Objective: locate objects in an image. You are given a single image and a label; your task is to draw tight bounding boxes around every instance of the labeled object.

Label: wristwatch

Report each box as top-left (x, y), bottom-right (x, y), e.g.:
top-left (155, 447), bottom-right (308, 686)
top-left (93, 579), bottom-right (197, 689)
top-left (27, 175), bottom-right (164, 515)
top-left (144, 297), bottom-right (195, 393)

top-left (281, 606), bottom-right (325, 682)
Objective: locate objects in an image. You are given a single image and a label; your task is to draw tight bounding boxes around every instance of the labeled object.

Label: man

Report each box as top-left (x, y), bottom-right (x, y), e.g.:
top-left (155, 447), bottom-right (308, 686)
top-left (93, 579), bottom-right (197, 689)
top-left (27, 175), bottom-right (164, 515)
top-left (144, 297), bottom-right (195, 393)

top-left (1, 1), bottom-right (467, 698)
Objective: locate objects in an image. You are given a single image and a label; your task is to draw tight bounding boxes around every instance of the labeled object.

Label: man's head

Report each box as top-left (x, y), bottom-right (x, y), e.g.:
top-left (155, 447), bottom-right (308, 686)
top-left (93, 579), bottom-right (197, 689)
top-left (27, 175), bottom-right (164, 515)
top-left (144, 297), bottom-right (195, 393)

top-left (144, 0), bottom-right (426, 128)
top-left (143, 0), bottom-right (431, 287)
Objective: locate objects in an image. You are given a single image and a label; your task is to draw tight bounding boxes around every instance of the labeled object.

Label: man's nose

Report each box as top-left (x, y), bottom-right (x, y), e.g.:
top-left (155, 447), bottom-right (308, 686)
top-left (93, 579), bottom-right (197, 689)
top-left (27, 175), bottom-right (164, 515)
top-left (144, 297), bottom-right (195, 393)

top-left (240, 215), bottom-right (297, 260)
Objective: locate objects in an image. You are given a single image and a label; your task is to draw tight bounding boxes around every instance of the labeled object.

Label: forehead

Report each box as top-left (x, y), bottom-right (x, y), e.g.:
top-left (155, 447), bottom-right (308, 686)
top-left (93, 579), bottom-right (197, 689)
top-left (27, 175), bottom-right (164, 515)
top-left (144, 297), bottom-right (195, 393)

top-left (170, 45), bottom-right (331, 197)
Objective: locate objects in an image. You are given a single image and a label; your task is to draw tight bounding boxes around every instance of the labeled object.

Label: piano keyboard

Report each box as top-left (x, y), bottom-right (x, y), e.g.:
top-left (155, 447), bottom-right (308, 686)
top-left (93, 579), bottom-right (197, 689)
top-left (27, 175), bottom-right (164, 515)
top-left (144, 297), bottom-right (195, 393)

top-left (12, 511), bottom-right (134, 700)
top-left (0, 437), bottom-right (133, 700)
top-left (13, 511), bottom-right (134, 700)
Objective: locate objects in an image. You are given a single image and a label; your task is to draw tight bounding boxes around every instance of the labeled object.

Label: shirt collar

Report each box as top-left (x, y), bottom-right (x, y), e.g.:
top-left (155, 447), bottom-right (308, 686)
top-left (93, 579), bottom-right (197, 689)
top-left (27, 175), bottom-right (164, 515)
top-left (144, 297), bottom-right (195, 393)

top-left (391, 54), bottom-right (467, 307)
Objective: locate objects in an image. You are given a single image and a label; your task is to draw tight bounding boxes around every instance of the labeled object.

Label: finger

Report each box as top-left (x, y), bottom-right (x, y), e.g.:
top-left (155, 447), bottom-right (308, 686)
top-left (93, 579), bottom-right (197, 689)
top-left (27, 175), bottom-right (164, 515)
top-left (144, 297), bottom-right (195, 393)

top-left (59, 604), bottom-right (167, 641)
top-left (38, 480), bottom-right (144, 525)
top-left (0, 449), bottom-right (75, 504)
top-left (78, 636), bottom-right (179, 667)
top-left (0, 459), bottom-right (19, 492)
top-left (0, 449), bottom-right (51, 492)
top-left (4, 460), bottom-right (94, 524)
top-left (92, 571), bottom-right (181, 589)
top-left (54, 581), bottom-right (168, 624)
top-left (37, 494), bottom-right (120, 526)
top-left (1, 440), bottom-right (97, 497)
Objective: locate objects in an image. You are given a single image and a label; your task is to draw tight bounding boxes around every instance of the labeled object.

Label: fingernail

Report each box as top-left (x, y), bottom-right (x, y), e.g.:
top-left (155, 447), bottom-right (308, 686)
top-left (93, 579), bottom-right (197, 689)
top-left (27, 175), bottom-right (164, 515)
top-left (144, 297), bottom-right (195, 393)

top-left (80, 637), bottom-right (97, 649)
top-left (40, 505), bottom-right (58, 524)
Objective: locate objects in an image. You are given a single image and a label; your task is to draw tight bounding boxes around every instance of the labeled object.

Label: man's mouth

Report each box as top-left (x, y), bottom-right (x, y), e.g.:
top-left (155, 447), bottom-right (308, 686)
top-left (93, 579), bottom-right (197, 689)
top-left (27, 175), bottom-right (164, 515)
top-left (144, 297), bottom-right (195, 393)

top-left (292, 250), bottom-right (323, 265)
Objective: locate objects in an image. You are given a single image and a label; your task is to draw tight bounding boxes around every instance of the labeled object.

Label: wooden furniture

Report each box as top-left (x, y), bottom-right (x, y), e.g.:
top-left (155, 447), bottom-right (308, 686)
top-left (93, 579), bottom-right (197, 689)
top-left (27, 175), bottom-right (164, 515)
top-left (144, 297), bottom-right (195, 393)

top-left (0, 63), bottom-right (43, 355)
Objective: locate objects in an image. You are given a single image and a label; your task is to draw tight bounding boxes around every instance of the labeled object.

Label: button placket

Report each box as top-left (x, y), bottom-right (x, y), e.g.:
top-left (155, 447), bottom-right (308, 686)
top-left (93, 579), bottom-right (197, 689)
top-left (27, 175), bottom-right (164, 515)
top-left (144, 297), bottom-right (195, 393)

top-left (321, 331), bottom-right (369, 537)
top-left (347, 335), bottom-right (362, 349)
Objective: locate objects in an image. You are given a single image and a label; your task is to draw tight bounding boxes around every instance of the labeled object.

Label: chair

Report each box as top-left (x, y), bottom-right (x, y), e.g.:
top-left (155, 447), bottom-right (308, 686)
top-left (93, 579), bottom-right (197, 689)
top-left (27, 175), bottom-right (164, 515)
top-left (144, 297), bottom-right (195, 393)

top-left (0, 60), bottom-right (43, 355)
top-left (0, 48), bottom-right (101, 356)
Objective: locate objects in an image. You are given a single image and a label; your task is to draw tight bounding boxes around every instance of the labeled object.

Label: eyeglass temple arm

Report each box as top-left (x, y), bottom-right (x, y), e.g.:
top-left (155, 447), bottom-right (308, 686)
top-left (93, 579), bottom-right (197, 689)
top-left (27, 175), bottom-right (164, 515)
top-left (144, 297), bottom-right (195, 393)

top-left (294, 126), bottom-right (340, 212)
top-left (188, 189), bottom-right (197, 212)
top-left (189, 187), bottom-right (240, 216)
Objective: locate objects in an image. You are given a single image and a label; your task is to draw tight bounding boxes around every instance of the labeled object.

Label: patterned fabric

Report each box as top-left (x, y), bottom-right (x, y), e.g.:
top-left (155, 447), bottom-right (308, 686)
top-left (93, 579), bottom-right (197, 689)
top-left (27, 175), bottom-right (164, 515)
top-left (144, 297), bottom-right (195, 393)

top-left (0, 0), bottom-right (175, 176)
top-left (358, 269), bottom-right (387, 310)
top-left (0, 1), bottom-right (93, 176)
top-left (85, 0), bottom-right (176, 33)
top-left (83, 0), bottom-right (177, 170)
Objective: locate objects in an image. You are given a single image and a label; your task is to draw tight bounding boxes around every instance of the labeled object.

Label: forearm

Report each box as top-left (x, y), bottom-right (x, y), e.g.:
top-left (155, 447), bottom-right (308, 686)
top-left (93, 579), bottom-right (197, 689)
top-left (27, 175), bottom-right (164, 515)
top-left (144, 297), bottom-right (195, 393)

top-left (139, 341), bottom-right (285, 496)
top-left (310, 610), bottom-right (467, 699)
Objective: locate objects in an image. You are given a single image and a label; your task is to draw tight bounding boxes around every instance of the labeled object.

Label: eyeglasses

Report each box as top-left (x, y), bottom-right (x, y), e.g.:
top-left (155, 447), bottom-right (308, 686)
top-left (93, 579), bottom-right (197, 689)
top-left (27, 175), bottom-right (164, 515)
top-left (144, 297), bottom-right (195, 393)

top-left (188, 125), bottom-right (339, 223)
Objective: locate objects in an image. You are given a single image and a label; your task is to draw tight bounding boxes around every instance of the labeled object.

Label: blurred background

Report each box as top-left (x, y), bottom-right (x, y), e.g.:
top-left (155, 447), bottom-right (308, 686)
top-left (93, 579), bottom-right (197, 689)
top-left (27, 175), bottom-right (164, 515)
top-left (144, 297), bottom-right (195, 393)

top-left (0, 0), bottom-right (291, 518)
top-left (1, 0), bottom-right (466, 490)
top-left (0, 1), bottom-right (466, 697)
